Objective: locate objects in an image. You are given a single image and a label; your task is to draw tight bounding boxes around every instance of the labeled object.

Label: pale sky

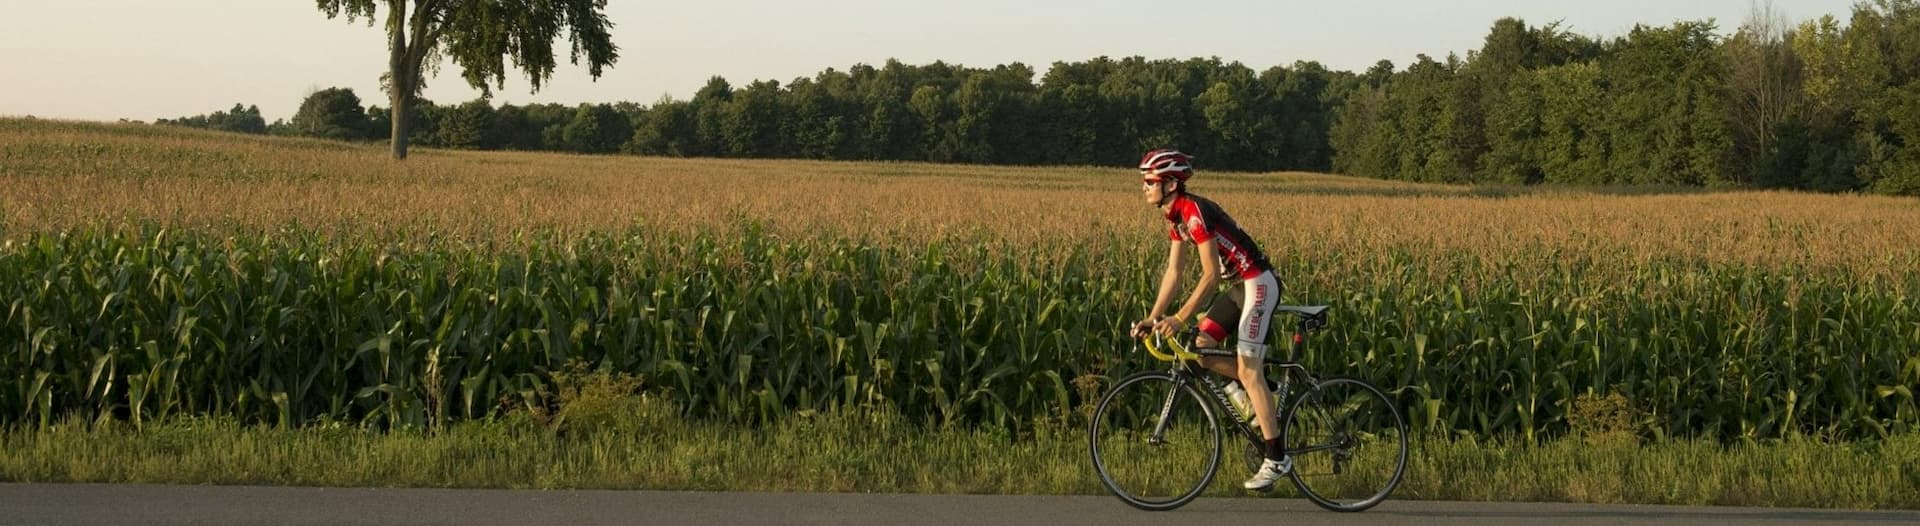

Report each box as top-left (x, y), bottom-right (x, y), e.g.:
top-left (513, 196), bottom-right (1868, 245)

top-left (0, 1), bottom-right (1863, 122)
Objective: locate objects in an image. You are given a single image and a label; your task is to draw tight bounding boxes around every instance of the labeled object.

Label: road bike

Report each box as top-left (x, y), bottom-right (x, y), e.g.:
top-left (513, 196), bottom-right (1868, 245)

top-left (1088, 304), bottom-right (1408, 512)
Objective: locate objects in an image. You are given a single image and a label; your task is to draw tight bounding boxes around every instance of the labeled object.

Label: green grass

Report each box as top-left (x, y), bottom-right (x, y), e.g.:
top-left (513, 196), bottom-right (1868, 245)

top-left (4, 401), bottom-right (1916, 509)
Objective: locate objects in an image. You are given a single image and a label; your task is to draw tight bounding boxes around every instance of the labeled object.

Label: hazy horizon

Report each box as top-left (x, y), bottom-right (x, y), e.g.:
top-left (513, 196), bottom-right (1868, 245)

top-left (0, 1), bottom-right (1863, 122)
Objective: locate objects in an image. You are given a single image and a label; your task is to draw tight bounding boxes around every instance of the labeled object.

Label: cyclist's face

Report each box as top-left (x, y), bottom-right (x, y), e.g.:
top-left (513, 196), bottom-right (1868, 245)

top-left (1142, 178), bottom-right (1168, 205)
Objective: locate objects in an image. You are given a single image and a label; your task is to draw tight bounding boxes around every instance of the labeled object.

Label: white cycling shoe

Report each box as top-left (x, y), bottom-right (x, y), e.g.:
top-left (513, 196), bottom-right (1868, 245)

top-left (1243, 456), bottom-right (1293, 491)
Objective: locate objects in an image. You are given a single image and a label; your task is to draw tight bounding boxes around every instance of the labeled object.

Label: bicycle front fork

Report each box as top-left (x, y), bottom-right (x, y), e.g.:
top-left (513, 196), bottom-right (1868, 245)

top-left (1148, 374), bottom-right (1187, 445)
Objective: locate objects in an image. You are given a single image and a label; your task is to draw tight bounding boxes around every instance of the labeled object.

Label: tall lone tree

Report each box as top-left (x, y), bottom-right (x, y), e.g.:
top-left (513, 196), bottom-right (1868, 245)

top-left (315, 0), bottom-right (619, 160)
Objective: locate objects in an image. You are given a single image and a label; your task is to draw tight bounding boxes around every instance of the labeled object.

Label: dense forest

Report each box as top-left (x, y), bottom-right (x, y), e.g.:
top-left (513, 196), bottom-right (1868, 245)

top-left (159, 2), bottom-right (1920, 194)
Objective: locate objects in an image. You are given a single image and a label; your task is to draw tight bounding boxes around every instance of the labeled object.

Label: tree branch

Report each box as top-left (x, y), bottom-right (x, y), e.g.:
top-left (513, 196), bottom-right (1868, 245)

top-left (402, 0), bottom-right (443, 89)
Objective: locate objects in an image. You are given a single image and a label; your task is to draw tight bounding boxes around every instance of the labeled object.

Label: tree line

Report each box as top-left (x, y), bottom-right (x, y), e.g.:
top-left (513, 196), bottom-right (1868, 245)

top-left (163, 57), bottom-right (1353, 172)
top-left (161, 2), bottom-right (1920, 194)
top-left (1333, 1), bottom-right (1920, 194)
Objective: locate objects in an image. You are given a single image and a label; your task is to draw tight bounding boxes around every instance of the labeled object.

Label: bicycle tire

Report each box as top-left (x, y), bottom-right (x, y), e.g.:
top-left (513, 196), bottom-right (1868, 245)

top-left (1279, 377), bottom-right (1408, 512)
top-left (1088, 371), bottom-right (1222, 511)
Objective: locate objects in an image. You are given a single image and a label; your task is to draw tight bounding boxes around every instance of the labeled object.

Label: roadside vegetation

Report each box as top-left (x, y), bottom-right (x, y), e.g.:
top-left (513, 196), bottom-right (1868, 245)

top-left (5, 375), bottom-right (1916, 508)
top-left (3, 119), bottom-right (1916, 508)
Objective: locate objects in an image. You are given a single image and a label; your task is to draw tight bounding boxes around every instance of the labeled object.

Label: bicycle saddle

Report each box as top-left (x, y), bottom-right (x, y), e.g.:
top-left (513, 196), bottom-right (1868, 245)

top-left (1275, 305), bottom-right (1328, 318)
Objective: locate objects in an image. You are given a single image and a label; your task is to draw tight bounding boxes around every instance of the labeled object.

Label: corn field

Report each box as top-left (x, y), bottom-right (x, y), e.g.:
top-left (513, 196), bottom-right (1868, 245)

top-left (2, 119), bottom-right (1918, 441)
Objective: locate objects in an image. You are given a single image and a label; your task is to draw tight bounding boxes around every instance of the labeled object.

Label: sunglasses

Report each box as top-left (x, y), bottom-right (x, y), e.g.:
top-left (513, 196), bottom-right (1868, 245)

top-left (1141, 178), bottom-right (1161, 188)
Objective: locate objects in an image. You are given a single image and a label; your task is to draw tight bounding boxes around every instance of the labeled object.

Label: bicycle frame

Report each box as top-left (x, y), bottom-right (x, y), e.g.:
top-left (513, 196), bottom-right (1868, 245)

top-left (1141, 305), bottom-right (1339, 459)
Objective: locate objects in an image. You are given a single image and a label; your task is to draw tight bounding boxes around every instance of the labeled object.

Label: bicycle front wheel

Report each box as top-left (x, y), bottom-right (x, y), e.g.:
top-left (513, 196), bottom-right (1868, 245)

top-left (1088, 371), bottom-right (1222, 511)
top-left (1280, 377), bottom-right (1408, 512)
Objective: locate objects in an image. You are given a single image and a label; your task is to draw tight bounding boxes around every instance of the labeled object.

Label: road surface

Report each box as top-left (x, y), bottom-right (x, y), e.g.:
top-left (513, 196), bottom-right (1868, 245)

top-left (2, 484), bottom-right (1915, 525)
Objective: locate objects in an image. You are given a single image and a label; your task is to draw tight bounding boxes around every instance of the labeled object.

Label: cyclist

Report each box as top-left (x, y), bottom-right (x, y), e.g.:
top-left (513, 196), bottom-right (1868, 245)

top-left (1128, 149), bottom-right (1292, 491)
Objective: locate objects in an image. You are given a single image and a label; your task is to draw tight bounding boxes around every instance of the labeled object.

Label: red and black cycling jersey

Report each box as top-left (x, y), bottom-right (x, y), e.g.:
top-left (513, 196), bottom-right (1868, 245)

top-left (1165, 193), bottom-right (1274, 281)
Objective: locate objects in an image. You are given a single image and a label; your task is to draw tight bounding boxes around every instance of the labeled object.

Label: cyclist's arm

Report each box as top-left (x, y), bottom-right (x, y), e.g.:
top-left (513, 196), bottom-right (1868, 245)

top-left (1171, 239), bottom-right (1222, 323)
top-left (1147, 239), bottom-right (1186, 321)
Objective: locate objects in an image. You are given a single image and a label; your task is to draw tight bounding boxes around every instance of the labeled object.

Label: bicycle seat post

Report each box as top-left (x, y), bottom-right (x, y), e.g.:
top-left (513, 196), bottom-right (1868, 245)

top-left (1288, 316), bottom-right (1308, 364)
top-left (1273, 305), bottom-right (1329, 366)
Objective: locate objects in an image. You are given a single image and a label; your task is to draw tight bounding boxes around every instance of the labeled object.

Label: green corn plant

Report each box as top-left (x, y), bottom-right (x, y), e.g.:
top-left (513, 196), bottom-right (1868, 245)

top-left (1, 223), bottom-right (1915, 442)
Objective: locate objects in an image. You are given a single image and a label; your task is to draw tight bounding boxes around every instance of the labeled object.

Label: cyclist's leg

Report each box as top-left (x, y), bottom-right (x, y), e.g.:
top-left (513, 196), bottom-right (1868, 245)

top-left (1195, 355), bottom-right (1238, 379)
top-left (1235, 271), bottom-right (1288, 490)
top-left (1193, 281), bottom-right (1245, 378)
top-left (1233, 272), bottom-right (1282, 441)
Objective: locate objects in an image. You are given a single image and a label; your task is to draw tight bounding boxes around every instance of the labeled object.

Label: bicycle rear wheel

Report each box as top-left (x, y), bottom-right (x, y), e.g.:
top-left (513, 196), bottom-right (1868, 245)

top-left (1088, 371), bottom-right (1222, 511)
top-left (1280, 377), bottom-right (1408, 512)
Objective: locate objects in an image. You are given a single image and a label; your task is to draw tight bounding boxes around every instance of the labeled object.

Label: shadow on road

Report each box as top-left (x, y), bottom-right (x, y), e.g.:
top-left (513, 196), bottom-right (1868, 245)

top-left (1374, 508), bottom-right (1920, 523)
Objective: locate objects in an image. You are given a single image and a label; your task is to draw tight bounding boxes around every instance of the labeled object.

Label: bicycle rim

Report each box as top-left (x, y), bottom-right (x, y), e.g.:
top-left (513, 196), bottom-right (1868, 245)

top-left (1280, 377), bottom-right (1408, 512)
top-left (1088, 371), bottom-right (1221, 511)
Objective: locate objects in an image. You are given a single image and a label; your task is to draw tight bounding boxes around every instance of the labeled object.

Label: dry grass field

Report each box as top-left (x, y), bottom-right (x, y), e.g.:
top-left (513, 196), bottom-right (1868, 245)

top-left (8, 118), bottom-right (1918, 278)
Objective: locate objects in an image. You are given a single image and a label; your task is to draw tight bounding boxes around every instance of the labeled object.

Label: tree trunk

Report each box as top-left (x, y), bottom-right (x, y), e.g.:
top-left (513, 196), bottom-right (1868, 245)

top-left (388, 0), bottom-right (411, 160)
top-left (391, 82), bottom-right (411, 159)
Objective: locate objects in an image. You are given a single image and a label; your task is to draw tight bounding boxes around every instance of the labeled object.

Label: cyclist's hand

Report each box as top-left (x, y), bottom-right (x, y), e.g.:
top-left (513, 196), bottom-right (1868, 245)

top-left (1153, 316), bottom-right (1186, 336)
top-left (1129, 319), bottom-right (1154, 339)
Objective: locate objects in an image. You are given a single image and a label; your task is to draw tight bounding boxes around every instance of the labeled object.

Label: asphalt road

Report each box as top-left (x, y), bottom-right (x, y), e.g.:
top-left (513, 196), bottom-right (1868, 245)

top-left (2, 484), bottom-right (1917, 526)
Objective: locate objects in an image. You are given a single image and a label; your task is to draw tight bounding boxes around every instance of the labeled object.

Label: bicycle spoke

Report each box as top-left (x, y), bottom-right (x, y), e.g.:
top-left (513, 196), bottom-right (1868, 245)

top-left (1089, 372), bottom-right (1221, 511)
top-left (1281, 378), bottom-right (1408, 512)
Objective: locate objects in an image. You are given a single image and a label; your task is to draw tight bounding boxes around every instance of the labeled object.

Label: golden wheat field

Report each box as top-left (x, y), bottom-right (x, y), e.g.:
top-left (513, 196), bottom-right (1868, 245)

top-left (3, 118), bottom-right (1917, 441)
top-left (7, 119), bottom-right (1920, 276)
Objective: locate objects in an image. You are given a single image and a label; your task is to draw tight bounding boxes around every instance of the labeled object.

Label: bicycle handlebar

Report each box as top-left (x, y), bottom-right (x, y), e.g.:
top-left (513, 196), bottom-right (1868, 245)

top-left (1138, 329), bottom-right (1205, 362)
